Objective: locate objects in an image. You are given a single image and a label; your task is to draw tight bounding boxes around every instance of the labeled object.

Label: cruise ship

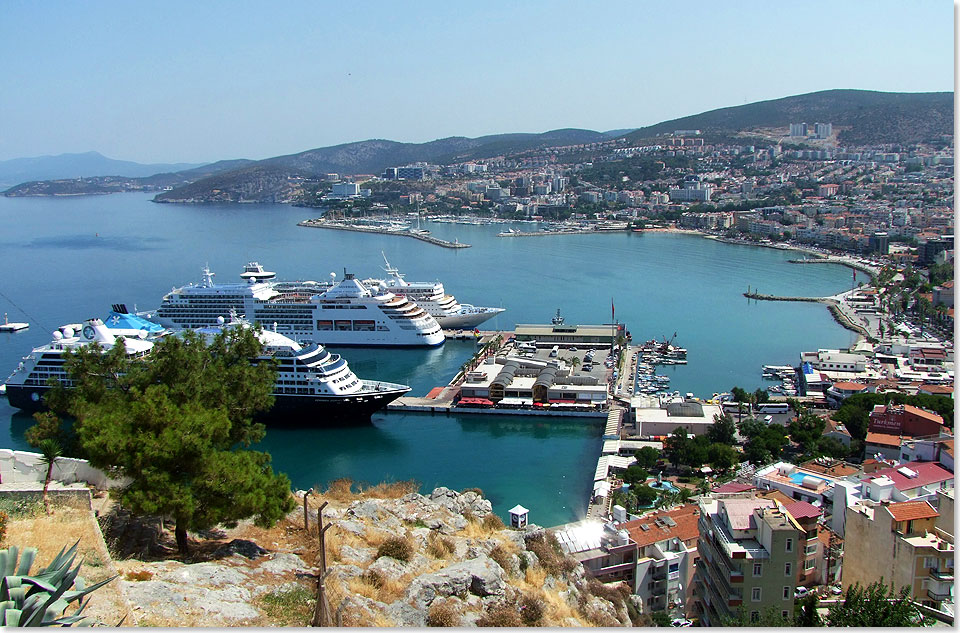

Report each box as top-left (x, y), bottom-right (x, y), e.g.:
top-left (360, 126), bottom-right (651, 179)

top-left (362, 254), bottom-right (505, 330)
top-left (3, 315), bottom-right (411, 422)
top-left (152, 265), bottom-right (444, 347)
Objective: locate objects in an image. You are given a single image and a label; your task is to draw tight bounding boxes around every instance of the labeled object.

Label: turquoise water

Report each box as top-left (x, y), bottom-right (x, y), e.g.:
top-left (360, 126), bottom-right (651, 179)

top-left (0, 193), bottom-right (856, 525)
top-left (788, 472), bottom-right (830, 485)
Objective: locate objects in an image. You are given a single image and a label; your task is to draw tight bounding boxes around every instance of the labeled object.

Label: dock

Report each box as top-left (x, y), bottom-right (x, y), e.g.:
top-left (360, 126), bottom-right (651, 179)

top-left (0, 314), bottom-right (28, 332)
top-left (299, 219), bottom-right (470, 248)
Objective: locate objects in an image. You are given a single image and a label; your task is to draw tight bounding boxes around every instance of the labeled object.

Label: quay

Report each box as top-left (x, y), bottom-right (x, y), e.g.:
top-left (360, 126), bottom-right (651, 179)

top-left (498, 227), bottom-right (630, 238)
top-left (298, 218), bottom-right (470, 249)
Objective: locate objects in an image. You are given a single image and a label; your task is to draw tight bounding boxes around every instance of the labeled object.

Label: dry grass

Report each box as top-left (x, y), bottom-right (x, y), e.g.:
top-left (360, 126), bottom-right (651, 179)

top-left (318, 478), bottom-right (419, 504)
top-left (456, 513), bottom-right (502, 540)
top-left (123, 569), bottom-right (153, 581)
top-left (375, 536), bottom-right (412, 562)
top-left (477, 604), bottom-right (522, 627)
top-left (4, 502), bottom-right (133, 626)
top-left (427, 599), bottom-right (462, 627)
top-left (425, 532), bottom-right (456, 559)
top-left (254, 583), bottom-right (314, 627)
top-left (345, 572), bottom-right (409, 604)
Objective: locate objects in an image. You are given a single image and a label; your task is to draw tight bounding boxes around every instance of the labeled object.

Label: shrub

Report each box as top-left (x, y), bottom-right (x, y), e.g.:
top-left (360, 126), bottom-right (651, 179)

top-left (482, 513), bottom-right (504, 531)
top-left (426, 600), bottom-right (461, 627)
top-left (426, 533), bottom-right (455, 558)
top-left (376, 536), bottom-right (412, 562)
top-left (476, 605), bottom-right (521, 627)
top-left (587, 578), bottom-right (628, 607)
top-left (488, 545), bottom-right (512, 572)
top-left (520, 593), bottom-right (544, 625)
top-left (462, 487), bottom-right (484, 497)
top-left (362, 569), bottom-right (385, 589)
top-left (0, 511), bottom-right (7, 544)
top-left (124, 569), bottom-right (154, 581)
top-left (525, 532), bottom-right (577, 576)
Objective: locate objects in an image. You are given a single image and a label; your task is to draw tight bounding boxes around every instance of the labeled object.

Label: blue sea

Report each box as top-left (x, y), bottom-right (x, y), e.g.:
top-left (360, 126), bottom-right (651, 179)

top-left (0, 193), bottom-right (856, 525)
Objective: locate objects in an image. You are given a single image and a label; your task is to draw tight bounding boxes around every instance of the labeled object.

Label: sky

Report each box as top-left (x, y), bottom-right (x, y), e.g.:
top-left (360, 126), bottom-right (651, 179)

top-left (0, 1), bottom-right (954, 164)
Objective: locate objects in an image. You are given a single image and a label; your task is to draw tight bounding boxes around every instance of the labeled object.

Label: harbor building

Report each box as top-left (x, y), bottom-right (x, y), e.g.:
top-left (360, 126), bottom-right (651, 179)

top-left (843, 498), bottom-right (954, 614)
top-left (457, 356), bottom-right (608, 408)
top-left (693, 494), bottom-right (801, 626)
top-left (631, 394), bottom-right (723, 437)
top-left (513, 322), bottom-right (626, 348)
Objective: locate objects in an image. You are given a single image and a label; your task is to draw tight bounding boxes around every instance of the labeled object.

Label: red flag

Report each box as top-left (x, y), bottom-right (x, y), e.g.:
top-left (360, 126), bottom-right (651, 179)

top-left (611, 298), bottom-right (615, 322)
top-left (853, 269), bottom-right (856, 281)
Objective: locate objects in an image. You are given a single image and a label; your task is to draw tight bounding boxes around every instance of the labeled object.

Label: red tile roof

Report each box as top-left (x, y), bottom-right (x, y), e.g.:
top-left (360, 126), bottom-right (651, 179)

top-left (901, 405), bottom-right (944, 425)
top-left (832, 382), bottom-right (868, 391)
top-left (919, 384), bottom-right (954, 395)
top-left (887, 500), bottom-right (939, 522)
top-left (865, 431), bottom-right (902, 447)
top-left (866, 461), bottom-right (954, 491)
top-left (712, 482), bottom-right (755, 493)
top-left (784, 501), bottom-right (822, 520)
top-left (620, 504), bottom-right (700, 549)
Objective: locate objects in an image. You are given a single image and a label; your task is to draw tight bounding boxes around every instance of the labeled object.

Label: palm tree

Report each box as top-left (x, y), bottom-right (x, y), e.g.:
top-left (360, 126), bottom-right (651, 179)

top-left (38, 439), bottom-right (62, 515)
top-left (570, 357), bottom-right (581, 374)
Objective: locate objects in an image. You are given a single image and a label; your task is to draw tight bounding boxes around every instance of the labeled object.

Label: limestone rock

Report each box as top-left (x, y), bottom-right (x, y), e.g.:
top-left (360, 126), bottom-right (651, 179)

top-left (385, 600), bottom-right (426, 627)
top-left (258, 552), bottom-right (307, 575)
top-left (405, 556), bottom-right (505, 610)
top-left (339, 544), bottom-right (376, 565)
top-left (367, 555), bottom-right (407, 580)
top-left (212, 539), bottom-right (268, 560)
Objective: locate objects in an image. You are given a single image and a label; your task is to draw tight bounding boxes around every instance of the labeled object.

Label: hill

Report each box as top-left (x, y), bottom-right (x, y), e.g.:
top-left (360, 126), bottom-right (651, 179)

top-left (623, 89), bottom-right (953, 145)
top-left (3, 158), bottom-right (255, 197)
top-left (154, 129), bottom-right (605, 203)
top-left (0, 151), bottom-right (204, 188)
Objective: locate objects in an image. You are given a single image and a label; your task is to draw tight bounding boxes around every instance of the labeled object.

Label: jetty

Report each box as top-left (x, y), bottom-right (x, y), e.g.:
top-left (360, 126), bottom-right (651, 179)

top-left (298, 219), bottom-right (470, 249)
top-left (744, 292), bottom-right (873, 338)
top-left (0, 313), bottom-right (28, 332)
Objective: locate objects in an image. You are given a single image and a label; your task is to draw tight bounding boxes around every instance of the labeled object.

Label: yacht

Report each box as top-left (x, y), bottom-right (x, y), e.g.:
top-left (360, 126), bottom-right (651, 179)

top-left (3, 314), bottom-right (410, 422)
top-left (152, 265), bottom-right (444, 347)
top-left (361, 254), bottom-right (505, 330)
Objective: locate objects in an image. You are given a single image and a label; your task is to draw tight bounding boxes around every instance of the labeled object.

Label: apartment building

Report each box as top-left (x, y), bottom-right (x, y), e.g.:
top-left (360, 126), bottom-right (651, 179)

top-left (693, 495), bottom-right (801, 626)
top-left (844, 499), bottom-right (954, 613)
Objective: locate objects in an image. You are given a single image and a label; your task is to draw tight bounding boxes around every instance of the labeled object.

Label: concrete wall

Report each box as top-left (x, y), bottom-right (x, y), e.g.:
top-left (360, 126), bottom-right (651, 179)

top-left (0, 449), bottom-right (124, 489)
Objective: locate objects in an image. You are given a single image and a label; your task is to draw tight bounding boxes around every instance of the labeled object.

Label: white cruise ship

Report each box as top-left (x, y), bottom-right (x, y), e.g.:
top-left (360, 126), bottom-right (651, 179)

top-left (152, 266), bottom-right (444, 347)
top-left (362, 254), bottom-right (505, 330)
top-left (4, 314), bottom-right (410, 422)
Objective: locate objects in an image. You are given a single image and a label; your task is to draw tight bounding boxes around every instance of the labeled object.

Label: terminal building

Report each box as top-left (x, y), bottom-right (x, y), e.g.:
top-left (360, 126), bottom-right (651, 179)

top-left (513, 321), bottom-right (626, 348)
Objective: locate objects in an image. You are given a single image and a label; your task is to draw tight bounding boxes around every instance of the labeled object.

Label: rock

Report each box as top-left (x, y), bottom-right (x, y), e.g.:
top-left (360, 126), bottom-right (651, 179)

top-left (584, 596), bottom-right (622, 627)
top-left (328, 564), bottom-right (365, 583)
top-left (518, 551), bottom-right (539, 571)
top-left (258, 552), bottom-right (307, 575)
top-left (212, 539), bottom-right (268, 560)
top-left (336, 519), bottom-right (366, 536)
top-left (367, 555), bottom-right (407, 581)
top-left (121, 580), bottom-right (188, 619)
top-left (428, 487), bottom-right (492, 517)
top-left (405, 556), bottom-right (506, 610)
top-left (339, 545), bottom-right (375, 565)
top-left (347, 499), bottom-right (385, 521)
top-left (156, 562), bottom-right (248, 587)
top-left (522, 525), bottom-right (546, 542)
top-left (339, 595), bottom-right (391, 627)
top-left (385, 600), bottom-right (426, 627)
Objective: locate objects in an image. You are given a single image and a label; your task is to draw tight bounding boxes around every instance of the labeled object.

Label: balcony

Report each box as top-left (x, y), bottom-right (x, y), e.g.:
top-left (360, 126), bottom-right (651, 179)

top-left (927, 588), bottom-right (952, 602)
top-left (929, 567), bottom-right (954, 581)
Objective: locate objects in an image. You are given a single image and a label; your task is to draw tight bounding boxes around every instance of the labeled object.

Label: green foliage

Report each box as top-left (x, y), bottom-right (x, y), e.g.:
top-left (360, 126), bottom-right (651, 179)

top-left (633, 484), bottom-right (658, 507)
top-left (825, 580), bottom-right (930, 627)
top-left (621, 465), bottom-right (650, 485)
top-left (789, 413), bottom-right (827, 456)
top-left (707, 443), bottom-right (739, 472)
top-left (795, 593), bottom-right (822, 626)
top-left (650, 611), bottom-right (672, 627)
top-left (53, 327), bottom-right (294, 555)
top-left (0, 512), bottom-right (6, 545)
top-left (835, 393), bottom-right (954, 436)
top-left (707, 412), bottom-right (737, 445)
top-left (928, 262), bottom-right (953, 286)
top-left (376, 536), bottom-right (412, 562)
top-left (817, 436), bottom-right (850, 459)
top-left (633, 446), bottom-right (660, 469)
top-left (739, 420), bottom-right (788, 465)
top-left (0, 541), bottom-right (116, 626)
top-left (257, 585), bottom-right (314, 627)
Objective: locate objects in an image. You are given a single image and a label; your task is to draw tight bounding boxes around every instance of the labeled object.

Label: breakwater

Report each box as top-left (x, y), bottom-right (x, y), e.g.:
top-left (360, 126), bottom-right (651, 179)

top-left (497, 228), bottom-right (629, 237)
top-left (299, 219), bottom-right (470, 248)
top-left (744, 292), bottom-right (872, 338)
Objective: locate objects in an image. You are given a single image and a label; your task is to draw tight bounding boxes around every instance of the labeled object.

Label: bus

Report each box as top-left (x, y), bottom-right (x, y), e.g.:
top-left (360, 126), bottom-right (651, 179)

top-left (756, 403), bottom-right (790, 414)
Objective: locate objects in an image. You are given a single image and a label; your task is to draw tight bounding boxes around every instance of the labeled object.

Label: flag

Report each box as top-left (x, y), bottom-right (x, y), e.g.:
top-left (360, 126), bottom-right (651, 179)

top-left (853, 269), bottom-right (856, 281)
top-left (611, 298), bottom-right (615, 322)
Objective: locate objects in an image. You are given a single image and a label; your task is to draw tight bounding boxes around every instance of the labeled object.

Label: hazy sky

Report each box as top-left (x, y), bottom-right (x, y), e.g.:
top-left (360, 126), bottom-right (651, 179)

top-left (1, 1), bottom-right (954, 164)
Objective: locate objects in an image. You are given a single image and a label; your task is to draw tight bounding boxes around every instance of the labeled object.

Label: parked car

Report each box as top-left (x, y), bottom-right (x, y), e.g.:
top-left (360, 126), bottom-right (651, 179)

top-left (671, 618), bottom-right (693, 627)
top-left (795, 586), bottom-right (809, 598)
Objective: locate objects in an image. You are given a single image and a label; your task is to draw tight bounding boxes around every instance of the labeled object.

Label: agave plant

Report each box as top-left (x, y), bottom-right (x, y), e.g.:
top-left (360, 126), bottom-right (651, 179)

top-left (0, 541), bottom-right (116, 626)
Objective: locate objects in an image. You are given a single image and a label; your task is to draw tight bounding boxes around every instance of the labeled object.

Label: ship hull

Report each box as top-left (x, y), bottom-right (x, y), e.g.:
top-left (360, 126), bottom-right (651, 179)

top-left (435, 308), bottom-right (505, 330)
top-left (4, 384), bottom-right (410, 423)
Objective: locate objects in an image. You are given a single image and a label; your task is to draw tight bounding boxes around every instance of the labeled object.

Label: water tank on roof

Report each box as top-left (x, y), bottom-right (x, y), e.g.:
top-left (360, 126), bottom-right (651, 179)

top-left (612, 505), bottom-right (627, 523)
top-left (801, 476), bottom-right (821, 490)
top-left (617, 530), bottom-right (630, 547)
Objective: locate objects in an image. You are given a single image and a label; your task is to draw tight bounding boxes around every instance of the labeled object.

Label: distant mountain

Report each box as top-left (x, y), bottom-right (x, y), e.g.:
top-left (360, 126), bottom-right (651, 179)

top-left (3, 158), bottom-right (256, 197)
top-left (0, 151), bottom-right (205, 188)
top-left (154, 129), bottom-right (606, 203)
top-left (623, 89), bottom-right (953, 145)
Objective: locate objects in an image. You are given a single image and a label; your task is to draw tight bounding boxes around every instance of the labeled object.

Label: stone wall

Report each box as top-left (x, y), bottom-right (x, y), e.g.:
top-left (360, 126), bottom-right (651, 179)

top-left (0, 449), bottom-right (124, 488)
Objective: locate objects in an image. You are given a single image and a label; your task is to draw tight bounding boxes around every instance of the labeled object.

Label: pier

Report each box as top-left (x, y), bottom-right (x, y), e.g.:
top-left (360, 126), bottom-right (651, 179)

top-left (743, 292), bottom-right (873, 339)
top-left (298, 219), bottom-right (470, 249)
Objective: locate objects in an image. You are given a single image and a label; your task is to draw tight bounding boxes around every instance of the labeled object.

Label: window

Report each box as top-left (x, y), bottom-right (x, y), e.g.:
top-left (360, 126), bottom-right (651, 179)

top-left (753, 563), bottom-right (762, 577)
top-left (782, 611), bottom-right (790, 619)
top-left (804, 559), bottom-right (815, 570)
top-left (750, 611), bottom-right (760, 623)
top-left (786, 538), bottom-right (794, 553)
top-left (752, 587), bottom-right (762, 602)
top-left (785, 562), bottom-right (792, 576)
top-left (805, 543), bottom-right (818, 556)
top-left (783, 586), bottom-right (791, 599)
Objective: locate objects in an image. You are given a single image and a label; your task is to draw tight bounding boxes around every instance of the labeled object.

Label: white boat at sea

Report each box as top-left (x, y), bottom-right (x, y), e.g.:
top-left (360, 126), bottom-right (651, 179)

top-left (152, 264), bottom-right (444, 347)
top-left (361, 254), bottom-right (505, 330)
